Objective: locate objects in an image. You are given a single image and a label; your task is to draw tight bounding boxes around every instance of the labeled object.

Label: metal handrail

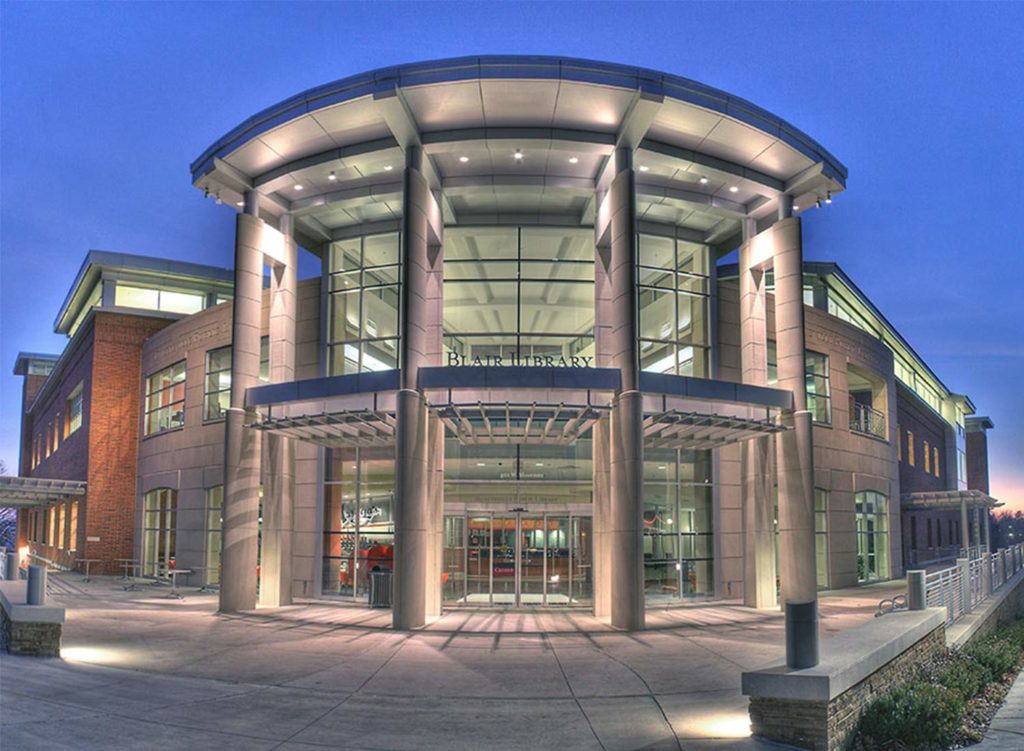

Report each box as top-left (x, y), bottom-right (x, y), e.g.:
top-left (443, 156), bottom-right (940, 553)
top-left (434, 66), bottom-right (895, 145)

top-left (918, 543), bottom-right (1024, 627)
top-left (850, 401), bottom-right (886, 438)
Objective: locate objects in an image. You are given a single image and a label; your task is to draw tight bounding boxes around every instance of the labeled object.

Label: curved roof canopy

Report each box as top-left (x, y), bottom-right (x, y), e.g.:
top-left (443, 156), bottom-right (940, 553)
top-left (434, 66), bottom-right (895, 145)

top-left (193, 56), bottom-right (846, 251)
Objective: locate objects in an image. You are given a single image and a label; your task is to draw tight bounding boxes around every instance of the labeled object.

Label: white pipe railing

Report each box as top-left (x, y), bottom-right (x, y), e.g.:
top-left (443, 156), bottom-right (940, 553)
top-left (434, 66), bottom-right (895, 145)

top-left (915, 543), bottom-right (1024, 626)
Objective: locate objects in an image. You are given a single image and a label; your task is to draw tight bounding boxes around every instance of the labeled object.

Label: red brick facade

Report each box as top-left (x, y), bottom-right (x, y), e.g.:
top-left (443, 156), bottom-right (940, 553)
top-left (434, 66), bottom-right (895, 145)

top-left (18, 311), bottom-right (172, 574)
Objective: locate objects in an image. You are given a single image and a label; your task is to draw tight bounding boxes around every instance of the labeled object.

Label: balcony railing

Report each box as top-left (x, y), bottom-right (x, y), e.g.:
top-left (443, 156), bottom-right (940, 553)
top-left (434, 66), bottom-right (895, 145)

top-left (850, 401), bottom-right (886, 438)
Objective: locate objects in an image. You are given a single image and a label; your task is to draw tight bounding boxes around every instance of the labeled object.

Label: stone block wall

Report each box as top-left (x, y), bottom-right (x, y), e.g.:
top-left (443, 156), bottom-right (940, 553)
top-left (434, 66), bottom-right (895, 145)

top-left (0, 608), bottom-right (62, 657)
top-left (749, 624), bottom-right (946, 751)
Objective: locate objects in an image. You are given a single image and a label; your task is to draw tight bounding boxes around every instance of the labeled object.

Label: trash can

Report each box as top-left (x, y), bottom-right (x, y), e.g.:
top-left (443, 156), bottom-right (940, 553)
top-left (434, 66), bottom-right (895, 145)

top-left (369, 570), bottom-right (393, 608)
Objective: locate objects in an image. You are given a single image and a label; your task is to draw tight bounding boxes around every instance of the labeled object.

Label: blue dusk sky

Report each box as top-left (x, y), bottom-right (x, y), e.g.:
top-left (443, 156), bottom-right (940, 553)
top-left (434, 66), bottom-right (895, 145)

top-left (1, 2), bottom-right (1022, 508)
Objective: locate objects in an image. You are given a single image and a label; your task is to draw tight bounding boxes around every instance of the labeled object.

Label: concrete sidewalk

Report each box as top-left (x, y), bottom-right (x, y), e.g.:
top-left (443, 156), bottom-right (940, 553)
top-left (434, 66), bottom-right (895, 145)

top-left (973, 670), bottom-right (1024, 750)
top-left (0, 574), bottom-right (901, 751)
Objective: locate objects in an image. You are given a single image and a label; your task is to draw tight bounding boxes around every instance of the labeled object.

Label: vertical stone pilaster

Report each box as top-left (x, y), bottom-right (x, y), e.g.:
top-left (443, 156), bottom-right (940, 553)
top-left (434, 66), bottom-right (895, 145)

top-left (592, 414), bottom-right (612, 619)
top-left (739, 229), bottom-right (776, 609)
top-left (260, 225), bottom-right (298, 608)
top-left (595, 148), bottom-right (645, 630)
top-left (393, 146), bottom-right (443, 629)
top-left (220, 209), bottom-right (265, 613)
top-left (771, 217), bottom-right (818, 665)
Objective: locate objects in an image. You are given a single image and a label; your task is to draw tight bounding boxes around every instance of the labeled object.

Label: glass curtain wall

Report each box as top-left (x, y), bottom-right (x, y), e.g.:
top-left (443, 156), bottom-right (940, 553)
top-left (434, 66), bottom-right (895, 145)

top-left (327, 233), bottom-right (401, 375)
top-left (643, 449), bottom-right (714, 600)
top-left (637, 234), bottom-right (710, 377)
top-left (322, 448), bottom-right (395, 599)
top-left (443, 226), bottom-right (594, 366)
top-left (856, 490), bottom-right (890, 581)
top-left (205, 486), bottom-right (223, 585)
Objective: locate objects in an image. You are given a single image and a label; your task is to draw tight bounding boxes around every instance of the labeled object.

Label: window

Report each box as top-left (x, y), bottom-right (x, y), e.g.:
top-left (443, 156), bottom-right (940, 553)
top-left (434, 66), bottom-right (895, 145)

top-left (637, 235), bottom-right (711, 376)
top-left (142, 488), bottom-right (177, 576)
top-left (45, 423), bottom-right (53, 457)
top-left (897, 425), bottom-right (903, 461)
top-left (68, 502), bottom-right (79, 553)
top-left (205, 486), bottom-right (223, 586)
top-left (443, 227), bottom-right (597, 371)
top-left (144, 361), bottom-right (186, 434)
top-left (927, 518), bottom-right (933, 548)
top-left (907, 430), bottom-right (915, 466)
top-left (933, 446), bottom-right (940, 478)
top-left (328, 232), bottom-right (401, 374)
top-left (766, 339), bottom-right (778, 385)
top-left (856, 491), bottom-right (890, 582)
top-left (50, 506), bottom-right (59, 547)
top-left (815, 489), bottom-right (829, 589)
top-left (910, 516), bottom-right (918, 550)
top-left (204, 347), bottom-right (231, 420)
top-left (805, 351), bottom-right (831, 424)
top-left (204, 338), bottom-right (269, 420)
top-left (65, 382), bottom-right (84, 436)
top-left (115, 284), bottom-right (205, 315)
top-left (923, 441), bottom-right (931, 473)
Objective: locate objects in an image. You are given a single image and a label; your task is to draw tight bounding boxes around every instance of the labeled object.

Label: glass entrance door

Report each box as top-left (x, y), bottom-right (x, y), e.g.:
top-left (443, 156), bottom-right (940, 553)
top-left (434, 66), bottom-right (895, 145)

top-left (443, 509), bottom-right (592, 608)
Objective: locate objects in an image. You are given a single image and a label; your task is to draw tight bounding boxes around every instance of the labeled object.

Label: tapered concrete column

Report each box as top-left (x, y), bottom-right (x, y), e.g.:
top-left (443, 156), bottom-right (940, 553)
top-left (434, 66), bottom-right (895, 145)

top-left (392, 146), bottom-right (443, 629)
top-left (394, 389), bottom-right (430, 629)
top-left (961, 498), bottom-right (970, 555)
top-left (772, 217), bottom-right (818, 667)
top-left (739, 225), bottom-right (776, 608)
top-left (595, 147), bottom-right (645, 630)
top-left (983, 508), bottom-right (991, 552)
top-left (425, 412), bottom-right (444, 618)
top-left (592, 414), bottom-right (612, 619)
top-left (220, 203), bottom-right (265, 613)
top-left (260, 219), bottom-right (298, 608)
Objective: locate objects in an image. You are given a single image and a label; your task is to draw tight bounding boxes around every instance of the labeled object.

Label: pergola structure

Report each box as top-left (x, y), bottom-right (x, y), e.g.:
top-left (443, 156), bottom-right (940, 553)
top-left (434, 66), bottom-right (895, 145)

top-left (0, 476), bottom-right (87, 508)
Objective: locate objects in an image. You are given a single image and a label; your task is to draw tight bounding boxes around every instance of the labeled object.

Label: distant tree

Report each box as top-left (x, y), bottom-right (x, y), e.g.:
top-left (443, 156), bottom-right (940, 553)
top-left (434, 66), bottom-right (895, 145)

top-left (0, 459), bottom-right (14, 550)
top-left (992, 509), bottom-right (1024, 550)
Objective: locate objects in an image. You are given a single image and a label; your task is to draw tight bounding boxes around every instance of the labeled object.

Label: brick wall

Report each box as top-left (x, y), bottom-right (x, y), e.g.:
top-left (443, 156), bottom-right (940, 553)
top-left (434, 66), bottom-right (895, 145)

top-left (84, 312), bottom-right (173, 573)
top-left (966, 430), bottom-right (989, 494)
top-left (896, 382), bottom-right (948, 495)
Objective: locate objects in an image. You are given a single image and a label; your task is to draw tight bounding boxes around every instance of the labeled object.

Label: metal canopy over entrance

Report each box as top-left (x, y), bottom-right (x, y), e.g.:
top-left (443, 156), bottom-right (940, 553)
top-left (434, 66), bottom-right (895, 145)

top-left (0, 476), bottom-right (87, 507)
top-left (434, 402), bottom-right (608, 446)
top-left (248, 410), bottom-right (396, 448)
top-left (901, 489), bottom-right (1003, 511)
top-left (643, 410), bottom-right (785, 449)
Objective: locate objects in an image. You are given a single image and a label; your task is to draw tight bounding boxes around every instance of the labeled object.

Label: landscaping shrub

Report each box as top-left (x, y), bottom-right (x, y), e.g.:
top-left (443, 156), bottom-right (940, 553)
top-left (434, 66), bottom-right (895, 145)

top-left (858, 682), bottom-right (965, 750)
top-left (934, 653), bottom-right (990, 701)
top-left (964, 636), bottom-right (1023, 680)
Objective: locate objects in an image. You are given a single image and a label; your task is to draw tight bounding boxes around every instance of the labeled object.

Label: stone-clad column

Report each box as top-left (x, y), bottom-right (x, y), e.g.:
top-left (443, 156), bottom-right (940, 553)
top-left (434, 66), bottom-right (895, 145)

top-left (739, 222), bottom-right (776, 609)
top-left (393, 146), bottom-right (443, 629)
top-left (595, 147), bottom-right (645, 630)
top-left (260, 216), bottom-right (298, 608)
top-left (220, 196), bottom-right (265, 613)
top-left (772, 216), bottom-right (819, 667)
top-left (592, 414), bottom-right (612, 619)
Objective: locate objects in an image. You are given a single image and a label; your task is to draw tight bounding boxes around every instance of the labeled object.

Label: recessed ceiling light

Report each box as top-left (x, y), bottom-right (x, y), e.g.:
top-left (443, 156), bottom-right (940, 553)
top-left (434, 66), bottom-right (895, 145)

top-left (793, 205), bottom-right (800, 211)
top-left (328, 171), bottom-right (337, 181)
top-left (294, 184), bottom-right (303, 191)
top-left (514, 149), bottom-right (524, 160)
top-left (638, 165), bottom-right (649, 172)
top-left (699, 176), bottom-right (709, 185)
top-left (235, 201), bottom-right (244, 207)
top-left (535, 463), bottom-right (545, 467)
top-left (568, 156), bottom-right (579, 164)
top-left (459, 155), bottom-right (469, 163)
top-left (476, 462), bottom-right (486, 467)
top-left (384, 164), bottom-right (393, 171)
top-left (729, 185), bottom-right (739, 193)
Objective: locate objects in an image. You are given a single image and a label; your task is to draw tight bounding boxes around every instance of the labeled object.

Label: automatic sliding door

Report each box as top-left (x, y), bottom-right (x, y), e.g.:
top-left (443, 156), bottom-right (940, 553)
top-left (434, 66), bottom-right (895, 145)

top-left (467, 515), bottom-right (493, 604)
top-left (492, 516), bottom-right (517, 605)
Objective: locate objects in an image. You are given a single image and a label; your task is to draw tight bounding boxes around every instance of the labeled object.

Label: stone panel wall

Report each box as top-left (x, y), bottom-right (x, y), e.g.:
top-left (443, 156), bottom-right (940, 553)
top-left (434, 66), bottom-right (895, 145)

top-left (749, 624), bottom-right (946, 751)
top-left (0, 608), bottom-right (62, 657)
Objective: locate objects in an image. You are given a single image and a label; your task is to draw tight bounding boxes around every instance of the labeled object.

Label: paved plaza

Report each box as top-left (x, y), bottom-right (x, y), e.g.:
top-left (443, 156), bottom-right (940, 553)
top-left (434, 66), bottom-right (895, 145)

top-left (1, 574), bottom-right (903, 750)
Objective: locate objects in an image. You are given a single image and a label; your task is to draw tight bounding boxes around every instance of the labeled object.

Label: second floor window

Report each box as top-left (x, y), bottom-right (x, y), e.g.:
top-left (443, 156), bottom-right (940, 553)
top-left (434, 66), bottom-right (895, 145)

top-left (65, 383), bottom-right (84, 436)
top-left (145, 361), bottom-right (186, 435)
top-left (805, 351), bottom-right (831, 424)
top-left (204, 347), bottom-right (231, 420)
